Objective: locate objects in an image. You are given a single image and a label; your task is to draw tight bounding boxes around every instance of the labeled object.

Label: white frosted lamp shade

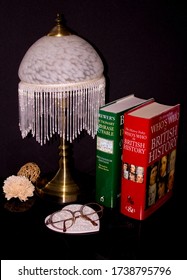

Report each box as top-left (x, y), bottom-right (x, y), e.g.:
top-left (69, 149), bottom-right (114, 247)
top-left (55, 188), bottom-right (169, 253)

top-left (18, 34), bottom-right (105, 145)
top-left (18, 35), bottom-right (104, 84)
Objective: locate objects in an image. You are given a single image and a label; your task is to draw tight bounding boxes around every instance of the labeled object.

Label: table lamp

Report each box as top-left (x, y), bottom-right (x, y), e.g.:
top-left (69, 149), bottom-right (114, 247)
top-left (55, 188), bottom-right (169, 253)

top-left (18, 14), bottom-right (106, 203)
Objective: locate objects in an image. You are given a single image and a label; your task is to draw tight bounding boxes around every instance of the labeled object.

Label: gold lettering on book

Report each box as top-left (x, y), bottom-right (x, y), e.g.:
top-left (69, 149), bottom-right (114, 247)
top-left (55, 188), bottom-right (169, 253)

top-left (98, 119), bottom-right (115, 136)
top-left (149, 136), bottom-right (178, 162)
top-left (123, 138), bottom-right (146, 154)
top-left (124, 127), bottom-right (147, 154)
top-left (148, 109), bottom-right (179, 163)
top-left (148, 124), bottom-right (178, 163)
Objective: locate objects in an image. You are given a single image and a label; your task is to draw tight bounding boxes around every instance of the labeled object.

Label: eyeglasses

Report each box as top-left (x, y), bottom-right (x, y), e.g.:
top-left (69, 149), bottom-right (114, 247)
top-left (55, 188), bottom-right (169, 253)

top-left (45, 203), bottom-right (103, 233)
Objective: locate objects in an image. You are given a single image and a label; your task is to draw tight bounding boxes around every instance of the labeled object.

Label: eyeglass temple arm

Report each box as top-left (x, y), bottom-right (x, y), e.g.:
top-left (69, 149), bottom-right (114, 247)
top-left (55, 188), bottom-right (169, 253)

top-left (82, 215), bottom-right (98, 226)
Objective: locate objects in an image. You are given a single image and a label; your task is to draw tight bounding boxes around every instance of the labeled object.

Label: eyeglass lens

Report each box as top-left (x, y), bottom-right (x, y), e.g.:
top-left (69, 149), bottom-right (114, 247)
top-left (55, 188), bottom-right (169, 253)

top-left (50, 209), bottom-right (74, 231)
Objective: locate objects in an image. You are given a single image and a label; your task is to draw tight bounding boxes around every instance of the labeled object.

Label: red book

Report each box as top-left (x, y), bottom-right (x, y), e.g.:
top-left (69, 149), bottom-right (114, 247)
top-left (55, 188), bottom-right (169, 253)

top-left (120, 101), bottom-right (180, 220)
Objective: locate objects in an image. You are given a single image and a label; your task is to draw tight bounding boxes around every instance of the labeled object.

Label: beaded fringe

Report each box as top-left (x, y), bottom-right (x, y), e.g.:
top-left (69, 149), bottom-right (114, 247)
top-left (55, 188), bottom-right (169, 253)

top-left (18, 76), bottom-right (105, 145)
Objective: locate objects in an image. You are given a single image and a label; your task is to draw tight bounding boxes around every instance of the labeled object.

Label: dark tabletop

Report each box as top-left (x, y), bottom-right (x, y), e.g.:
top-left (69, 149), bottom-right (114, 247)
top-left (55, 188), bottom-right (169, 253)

top-left (1, 172), bottom-right (186, 260)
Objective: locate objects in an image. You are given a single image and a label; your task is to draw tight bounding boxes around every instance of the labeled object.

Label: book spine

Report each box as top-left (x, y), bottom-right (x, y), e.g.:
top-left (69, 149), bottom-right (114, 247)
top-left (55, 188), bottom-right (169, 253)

top-left (121, 105), bottom-right (180, 220)
top-left (95, 110), bottom-right (123, 208)
top-left (121, 115), bottom-right (150, 220)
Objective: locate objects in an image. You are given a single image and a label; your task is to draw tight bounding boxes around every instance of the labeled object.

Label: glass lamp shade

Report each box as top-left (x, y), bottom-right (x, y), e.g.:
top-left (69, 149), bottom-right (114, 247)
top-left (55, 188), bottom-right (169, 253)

top-left (18, 33), bottom-right (105, 145)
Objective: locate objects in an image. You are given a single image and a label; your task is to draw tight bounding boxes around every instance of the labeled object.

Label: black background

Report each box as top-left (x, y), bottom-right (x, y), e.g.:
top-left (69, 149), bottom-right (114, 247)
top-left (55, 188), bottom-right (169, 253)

top-left (0, 0), bottom-right (186, 196)
top-left (1, 0), bottom-right (187, 261)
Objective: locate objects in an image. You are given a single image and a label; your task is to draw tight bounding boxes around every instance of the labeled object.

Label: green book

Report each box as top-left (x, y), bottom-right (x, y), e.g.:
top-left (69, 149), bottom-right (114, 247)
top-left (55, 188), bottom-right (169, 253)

top-left (95, 94), bottom-right (154, 208)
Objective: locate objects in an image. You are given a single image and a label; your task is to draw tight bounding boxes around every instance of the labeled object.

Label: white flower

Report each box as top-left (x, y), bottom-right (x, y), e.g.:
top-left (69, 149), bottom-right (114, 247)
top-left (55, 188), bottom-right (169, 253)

top-left (3, 175), bottom-right (35, 201)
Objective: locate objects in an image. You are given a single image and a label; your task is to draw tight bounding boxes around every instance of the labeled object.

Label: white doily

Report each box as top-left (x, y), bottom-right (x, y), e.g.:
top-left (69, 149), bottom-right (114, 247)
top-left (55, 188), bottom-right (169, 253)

top-left (45, 204), bottom-right (100, 234)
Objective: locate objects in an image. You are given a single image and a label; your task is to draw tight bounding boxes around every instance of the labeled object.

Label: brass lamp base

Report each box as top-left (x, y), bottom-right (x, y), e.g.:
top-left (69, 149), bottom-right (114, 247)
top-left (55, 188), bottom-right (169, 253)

top-left (36, 139), bottom-right (79, 204)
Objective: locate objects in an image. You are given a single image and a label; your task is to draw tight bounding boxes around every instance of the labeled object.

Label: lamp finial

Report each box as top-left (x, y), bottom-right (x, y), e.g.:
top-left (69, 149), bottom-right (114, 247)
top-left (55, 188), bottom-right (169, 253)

top-left (48, 13), bottom-right (72, 37)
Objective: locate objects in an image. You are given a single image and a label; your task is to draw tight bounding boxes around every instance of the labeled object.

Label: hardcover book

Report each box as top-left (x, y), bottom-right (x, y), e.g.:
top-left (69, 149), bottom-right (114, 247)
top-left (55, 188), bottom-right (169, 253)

top-left (95, 94), bottom-right (154, 208)
top-left (120, 101), bottom-right (180, 220)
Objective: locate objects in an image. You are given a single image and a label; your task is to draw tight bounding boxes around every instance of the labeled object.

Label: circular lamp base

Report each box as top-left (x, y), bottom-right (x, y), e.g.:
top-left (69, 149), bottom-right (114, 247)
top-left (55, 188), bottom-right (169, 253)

top-left (35, 169), bottom-right (80, 204)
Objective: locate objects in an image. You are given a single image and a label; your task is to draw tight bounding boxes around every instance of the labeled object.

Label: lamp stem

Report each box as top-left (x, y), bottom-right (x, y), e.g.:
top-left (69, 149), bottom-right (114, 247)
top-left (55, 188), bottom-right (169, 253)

top-left (36, 137), bottom-right (80, 203)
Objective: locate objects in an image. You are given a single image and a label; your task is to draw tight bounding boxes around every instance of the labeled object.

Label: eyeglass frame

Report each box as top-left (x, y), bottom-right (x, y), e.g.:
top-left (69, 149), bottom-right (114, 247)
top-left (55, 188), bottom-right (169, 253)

top-left (45, 202), bottom-right (104, 232)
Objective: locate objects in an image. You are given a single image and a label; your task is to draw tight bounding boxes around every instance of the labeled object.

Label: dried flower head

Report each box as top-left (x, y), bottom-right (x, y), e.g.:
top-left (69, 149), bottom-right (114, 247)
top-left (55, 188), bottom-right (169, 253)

top-left (3, 175), bottom-right (35, 201)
